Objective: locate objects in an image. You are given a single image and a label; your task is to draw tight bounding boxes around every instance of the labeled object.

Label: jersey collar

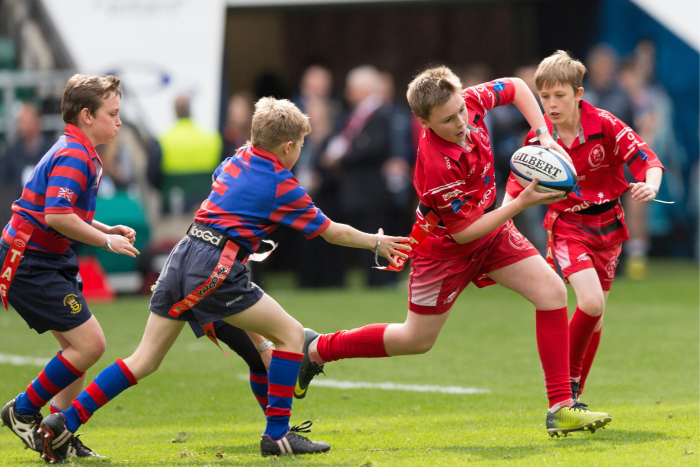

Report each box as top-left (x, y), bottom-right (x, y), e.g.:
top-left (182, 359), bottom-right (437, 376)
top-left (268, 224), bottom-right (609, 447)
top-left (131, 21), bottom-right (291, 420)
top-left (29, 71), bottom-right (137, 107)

top-left (426, 129), bottom-right (474, 161)
top-left (548, 100), bottom-right (602, 147)
top-left (251, 145), bottom-right (285, 170)
top-left (64, 123), bottom-right (101, 166)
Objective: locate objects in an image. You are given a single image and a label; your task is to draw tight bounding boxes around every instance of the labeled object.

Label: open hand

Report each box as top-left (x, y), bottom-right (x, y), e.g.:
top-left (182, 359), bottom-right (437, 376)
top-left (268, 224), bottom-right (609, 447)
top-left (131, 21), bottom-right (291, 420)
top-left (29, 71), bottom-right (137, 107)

top-left (538, 133), bottom-right (573, 164)
top-left (376, 228), bottom-right (412, 268)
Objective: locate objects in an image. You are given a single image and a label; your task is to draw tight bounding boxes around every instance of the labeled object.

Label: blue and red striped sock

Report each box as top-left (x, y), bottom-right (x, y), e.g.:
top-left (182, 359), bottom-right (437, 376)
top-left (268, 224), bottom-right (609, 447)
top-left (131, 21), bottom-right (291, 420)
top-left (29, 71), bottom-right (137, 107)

top-left (249, 371), bottom-right (269, 414)
top-left (264, 350), bottom-right (302, 440)
top-left (15, 351), bottom-right (84, 415)
top-left (62, 359), bottom-right (137, 433)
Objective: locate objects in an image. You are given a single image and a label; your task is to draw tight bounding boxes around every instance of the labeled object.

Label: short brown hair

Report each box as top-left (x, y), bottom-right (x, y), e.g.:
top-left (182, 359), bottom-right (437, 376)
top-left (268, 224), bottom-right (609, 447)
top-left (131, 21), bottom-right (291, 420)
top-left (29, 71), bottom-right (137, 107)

top-left (250, 97), bottom-right (311, 150)
top-left (61, 74), bottom-right (122, 125)
top-left (535, 50), bottom-right (586, 94)
top-left (406, 66), bottom-right (462, 120)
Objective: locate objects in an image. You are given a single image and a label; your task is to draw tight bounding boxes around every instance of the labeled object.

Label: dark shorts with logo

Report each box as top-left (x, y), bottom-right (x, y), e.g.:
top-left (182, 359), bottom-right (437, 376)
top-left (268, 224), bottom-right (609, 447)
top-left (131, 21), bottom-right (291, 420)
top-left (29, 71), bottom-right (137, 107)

top-left (0, 240), bottom-right (92, 334)
top-left (149, 236), bottom-right (263, 325)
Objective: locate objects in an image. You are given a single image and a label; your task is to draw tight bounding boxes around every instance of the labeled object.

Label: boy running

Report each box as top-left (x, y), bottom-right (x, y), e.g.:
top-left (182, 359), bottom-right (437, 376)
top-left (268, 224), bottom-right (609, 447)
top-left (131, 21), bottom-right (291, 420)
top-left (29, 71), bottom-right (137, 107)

top-left (297, 66), bottom-right (612, 437)
top-left (1, 74), bottom-right (139, 458)
top-left (35, 97), bottom-right (410, 462)
top-left (502, 51), bottom-right (663, 402)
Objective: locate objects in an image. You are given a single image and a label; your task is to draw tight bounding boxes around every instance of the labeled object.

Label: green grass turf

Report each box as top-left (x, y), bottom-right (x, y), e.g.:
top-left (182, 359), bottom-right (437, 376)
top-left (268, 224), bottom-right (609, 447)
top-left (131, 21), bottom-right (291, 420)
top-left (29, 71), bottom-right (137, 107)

top-left (0, 259), bottom-right (697, 466)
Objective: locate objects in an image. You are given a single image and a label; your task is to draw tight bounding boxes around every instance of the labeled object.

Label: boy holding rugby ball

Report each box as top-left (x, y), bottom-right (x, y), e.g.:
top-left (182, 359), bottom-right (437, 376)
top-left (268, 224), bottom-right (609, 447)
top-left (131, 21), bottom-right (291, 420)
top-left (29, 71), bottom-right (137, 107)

top-left (502, 51), bottom-right (664, 403)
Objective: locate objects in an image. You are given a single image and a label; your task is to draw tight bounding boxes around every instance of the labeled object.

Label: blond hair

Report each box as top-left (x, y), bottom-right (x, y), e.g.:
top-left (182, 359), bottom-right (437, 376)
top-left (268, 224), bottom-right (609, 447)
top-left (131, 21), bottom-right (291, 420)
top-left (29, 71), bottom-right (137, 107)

top-left (62, 74), bottom-right (122, 125)
top-left (250, 97), bottom-right (311, 150)
top-left (406, 66), bottom-right (462, 120)
top-left (535, 50), bottom-right (586, 94)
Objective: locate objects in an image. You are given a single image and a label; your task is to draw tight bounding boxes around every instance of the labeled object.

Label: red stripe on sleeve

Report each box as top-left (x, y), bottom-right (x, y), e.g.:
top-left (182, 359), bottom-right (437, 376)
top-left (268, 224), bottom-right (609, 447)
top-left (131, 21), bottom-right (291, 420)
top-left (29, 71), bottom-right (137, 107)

top-left (37, 370), bottom-right (61, 395)
top-left (304, 217), bottom-right (331, 239)
top-left (116, 359), bottom-right (138, 386)
top-left (212, 180), bottom-right (227, 196)
top-left (48, 165), bottom-right (88, 191)
top-left (249, 372), bottom-right (268, 384)
top-left (71, 400), bottom-right (92, 424)
top-left (275, 178), bottom-right (299, 198)
top-left (267, 383), bottom-right (295, 398)
top-left (57, 351), bottom-right (85, 377)
top-left (85, 381), bottom-right (110, 407)
top-left (223, 161), bottom-right (242, 178)
top-left (287, 207), bottom-right (319, 232)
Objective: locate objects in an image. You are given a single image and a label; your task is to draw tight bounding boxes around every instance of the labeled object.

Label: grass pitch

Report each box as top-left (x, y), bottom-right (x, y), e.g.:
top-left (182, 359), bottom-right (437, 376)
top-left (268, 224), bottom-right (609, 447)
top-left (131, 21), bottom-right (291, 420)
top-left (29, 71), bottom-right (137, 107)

top-left (0, 260), bottom-right (697, 466)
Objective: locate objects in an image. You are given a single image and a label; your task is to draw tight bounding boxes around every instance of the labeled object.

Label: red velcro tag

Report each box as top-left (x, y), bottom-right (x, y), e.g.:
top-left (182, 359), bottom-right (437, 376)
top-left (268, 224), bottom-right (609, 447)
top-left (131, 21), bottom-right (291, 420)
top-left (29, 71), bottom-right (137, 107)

top-left (376, 210), bottom-right (441, 272)
top-left (201, 322), bottom-right (230, 358)
top-left (544, 210), bottom-right (560, 273)
top-left (0, 221), bottom-right (32, 310)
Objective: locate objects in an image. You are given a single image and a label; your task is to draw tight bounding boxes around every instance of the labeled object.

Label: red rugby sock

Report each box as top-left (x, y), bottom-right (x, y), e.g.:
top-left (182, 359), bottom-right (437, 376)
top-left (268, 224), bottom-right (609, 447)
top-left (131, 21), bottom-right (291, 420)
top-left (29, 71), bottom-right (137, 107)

top-left (536, 307), bottom-right (572, 408)
top-left (579, 326), bottom-right (603, 396)
top-left (316, 323), bottom-right (389, 363)
top-left (568, 307), bottom-right (601, 380)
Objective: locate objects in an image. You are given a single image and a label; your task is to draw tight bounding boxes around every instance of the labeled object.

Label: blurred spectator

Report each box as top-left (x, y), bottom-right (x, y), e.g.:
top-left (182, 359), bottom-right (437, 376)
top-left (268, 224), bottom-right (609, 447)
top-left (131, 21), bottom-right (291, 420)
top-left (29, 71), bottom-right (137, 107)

top-left (150, 93), bottom-right (222, 214)
top-left (379, 71), bottom-right (414, 234)
top-left (222, 92), bottom-right (254, 159)
top-left (484, 65), bottom-right (547, 253)
top-left (0, 102), bottom-right (53, 223)
top-left (322, 65), bottom-right (395, 287)
top-left (96, 132), bottom-right (138, 198)
top-left (583, 44), bottom-right (634, 126)
top-left (619, 41), bottom-right (689, 276)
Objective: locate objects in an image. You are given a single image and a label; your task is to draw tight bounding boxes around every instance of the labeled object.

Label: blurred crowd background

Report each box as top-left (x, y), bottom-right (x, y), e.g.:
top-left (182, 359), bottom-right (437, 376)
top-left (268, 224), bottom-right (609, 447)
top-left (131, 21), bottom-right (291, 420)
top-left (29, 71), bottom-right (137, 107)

top-left (0, 0), bottom-right (697, 295)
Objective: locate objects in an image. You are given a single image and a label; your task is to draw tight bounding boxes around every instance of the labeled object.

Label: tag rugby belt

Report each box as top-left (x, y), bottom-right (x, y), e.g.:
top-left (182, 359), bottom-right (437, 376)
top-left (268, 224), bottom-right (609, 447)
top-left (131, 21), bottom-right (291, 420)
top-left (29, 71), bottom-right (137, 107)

top-left (544, 198), bottom-right (620, 272)
top-left (1, 214), bottom-right (70, 310)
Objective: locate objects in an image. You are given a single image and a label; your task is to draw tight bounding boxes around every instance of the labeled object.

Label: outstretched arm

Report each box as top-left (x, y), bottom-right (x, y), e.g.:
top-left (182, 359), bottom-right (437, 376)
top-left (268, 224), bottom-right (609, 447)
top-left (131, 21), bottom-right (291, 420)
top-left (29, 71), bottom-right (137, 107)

top-left (319, 221), bottom-right (411, 268)
top-left (45, 213), bottom-right (139, 257)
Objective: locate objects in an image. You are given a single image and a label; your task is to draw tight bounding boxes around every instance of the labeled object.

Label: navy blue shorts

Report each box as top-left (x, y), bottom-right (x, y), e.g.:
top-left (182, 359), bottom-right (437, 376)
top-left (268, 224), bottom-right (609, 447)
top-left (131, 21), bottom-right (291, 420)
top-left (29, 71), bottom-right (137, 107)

top-left (0, 240), bottom-right (92, 334)
top-left (150, 237), bottom-right (263, 325)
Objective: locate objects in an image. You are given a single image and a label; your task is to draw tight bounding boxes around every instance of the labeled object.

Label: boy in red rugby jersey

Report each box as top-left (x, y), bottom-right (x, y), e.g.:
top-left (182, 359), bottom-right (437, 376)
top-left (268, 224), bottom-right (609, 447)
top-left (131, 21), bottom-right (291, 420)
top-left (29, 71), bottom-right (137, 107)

top-left (502, 50), bottom-right (663, 403)
top-left (298, 66), bottom-right (612, 437)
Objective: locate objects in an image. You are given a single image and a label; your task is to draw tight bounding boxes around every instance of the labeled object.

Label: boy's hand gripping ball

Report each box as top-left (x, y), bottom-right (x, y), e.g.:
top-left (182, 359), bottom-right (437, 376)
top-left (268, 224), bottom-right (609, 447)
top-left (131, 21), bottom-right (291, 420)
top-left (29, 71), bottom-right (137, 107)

top-left (510, 145), bottom-right (578, 195)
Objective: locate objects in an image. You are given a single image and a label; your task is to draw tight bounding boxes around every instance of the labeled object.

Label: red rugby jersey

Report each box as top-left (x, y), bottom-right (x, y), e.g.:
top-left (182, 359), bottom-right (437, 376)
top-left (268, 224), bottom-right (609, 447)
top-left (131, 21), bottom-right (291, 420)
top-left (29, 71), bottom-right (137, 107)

top-left (413, 78), bottom-right (516, 260)
top-left (505, 100), bottom-right (664, 212)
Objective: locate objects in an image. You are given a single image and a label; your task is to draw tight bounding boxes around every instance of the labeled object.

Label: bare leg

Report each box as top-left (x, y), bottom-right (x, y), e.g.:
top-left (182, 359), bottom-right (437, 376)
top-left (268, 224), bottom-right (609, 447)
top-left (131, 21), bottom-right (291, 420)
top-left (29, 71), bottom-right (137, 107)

top-left (486, 255), bottom-right (567, 309)
top-left (222, 293), bottom-right (304, 353)
top-left (122, 313), bottom-right (186, 380)
top-left (383, 309), bottom-right (453, 356)
top-left (55, 316), bottom-right (106, 372)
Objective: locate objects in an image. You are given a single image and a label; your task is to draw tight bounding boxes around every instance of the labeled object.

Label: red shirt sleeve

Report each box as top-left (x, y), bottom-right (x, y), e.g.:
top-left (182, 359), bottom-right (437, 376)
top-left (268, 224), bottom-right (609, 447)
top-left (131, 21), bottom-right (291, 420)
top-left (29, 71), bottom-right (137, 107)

top-left (462, 78), bottom-right (516, 114)
top-left (505, 129), bottom-right (537, 198)
top-left (604, 112), bottom-right (664, 181)
top-left (422, 165), bottom-right (483, 235)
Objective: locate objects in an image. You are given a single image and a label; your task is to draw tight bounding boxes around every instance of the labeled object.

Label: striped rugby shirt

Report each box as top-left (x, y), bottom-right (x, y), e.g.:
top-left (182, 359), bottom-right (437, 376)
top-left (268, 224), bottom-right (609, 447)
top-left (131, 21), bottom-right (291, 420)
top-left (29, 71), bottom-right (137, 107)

top-left (194, 145), bottom-right (331, 253)
top-left (2, 124), bottom-right (103, 252)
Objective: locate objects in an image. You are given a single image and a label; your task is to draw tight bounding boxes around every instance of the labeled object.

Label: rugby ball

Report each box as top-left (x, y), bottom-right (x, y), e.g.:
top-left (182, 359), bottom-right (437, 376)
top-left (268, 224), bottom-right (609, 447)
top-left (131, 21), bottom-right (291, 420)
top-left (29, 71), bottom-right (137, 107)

top-left (510, 145), bottom-right (578, 194)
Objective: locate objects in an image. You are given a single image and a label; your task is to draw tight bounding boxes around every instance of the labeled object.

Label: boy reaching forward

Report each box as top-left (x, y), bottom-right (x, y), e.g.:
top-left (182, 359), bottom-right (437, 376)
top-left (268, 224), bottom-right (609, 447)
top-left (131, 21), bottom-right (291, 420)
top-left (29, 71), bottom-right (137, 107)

top-left (35, 97), bottom-right (410, 462)
top-left (502, 51), bottom-right (663, 402)
top-left (1, 74), bottom-right (138, 458)
top-left (297, 66), bottom-right (612, 436)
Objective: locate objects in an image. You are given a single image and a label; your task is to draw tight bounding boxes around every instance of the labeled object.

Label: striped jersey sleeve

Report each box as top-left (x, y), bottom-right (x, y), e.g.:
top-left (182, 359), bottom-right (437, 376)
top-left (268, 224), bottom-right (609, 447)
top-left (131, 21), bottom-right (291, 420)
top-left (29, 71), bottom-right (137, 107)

top-left (44, 145), bottom-right (93, 214)
top-left (271, 171), bottom-right (330, 239)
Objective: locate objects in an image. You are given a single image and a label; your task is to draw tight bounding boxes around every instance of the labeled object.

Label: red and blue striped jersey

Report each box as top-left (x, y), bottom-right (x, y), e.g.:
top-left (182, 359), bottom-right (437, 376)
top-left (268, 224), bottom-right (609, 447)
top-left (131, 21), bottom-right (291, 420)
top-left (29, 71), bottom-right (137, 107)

top-left (195, 145), bottom-right (331, 253)
top-left (2, 124), bottom-right (103, 252)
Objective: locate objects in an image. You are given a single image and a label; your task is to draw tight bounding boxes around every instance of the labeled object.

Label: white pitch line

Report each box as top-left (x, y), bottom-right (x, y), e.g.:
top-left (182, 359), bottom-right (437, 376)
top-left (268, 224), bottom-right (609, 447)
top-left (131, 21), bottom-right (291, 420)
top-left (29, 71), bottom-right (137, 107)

top-left (238, 374), bottom-right (489, 394)
top-left (0, 353), bottom-right (50, 367)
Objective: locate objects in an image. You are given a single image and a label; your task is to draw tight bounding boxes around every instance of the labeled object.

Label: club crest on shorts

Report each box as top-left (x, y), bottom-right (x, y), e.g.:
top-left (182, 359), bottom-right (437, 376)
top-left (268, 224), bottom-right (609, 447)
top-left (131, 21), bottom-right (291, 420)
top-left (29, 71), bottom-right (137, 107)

top-left (508, 226), bottom-right (528, 250)
top-left (63, 294), bottom-right (82, 314)
top-left (605, 255), bottom-right (617, 279)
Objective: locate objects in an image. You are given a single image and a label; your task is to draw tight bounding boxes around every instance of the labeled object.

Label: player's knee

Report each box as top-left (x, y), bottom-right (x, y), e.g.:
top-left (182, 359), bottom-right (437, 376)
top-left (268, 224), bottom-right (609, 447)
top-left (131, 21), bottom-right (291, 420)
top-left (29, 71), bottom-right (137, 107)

top-left (85, 337), bottom-right (106, 365)
top-left (534, 276), bottom-right (567, 310)
top-left (408, 334), bottom-right (437, 355)
top-left (578, 295), bottom-right (605, 316)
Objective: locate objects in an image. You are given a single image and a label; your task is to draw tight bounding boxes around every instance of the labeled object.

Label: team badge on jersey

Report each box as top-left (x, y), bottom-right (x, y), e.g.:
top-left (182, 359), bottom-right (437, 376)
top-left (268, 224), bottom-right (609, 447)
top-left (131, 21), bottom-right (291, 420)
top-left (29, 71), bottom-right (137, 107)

top-left (588, 144), bottom-right (605, 169)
